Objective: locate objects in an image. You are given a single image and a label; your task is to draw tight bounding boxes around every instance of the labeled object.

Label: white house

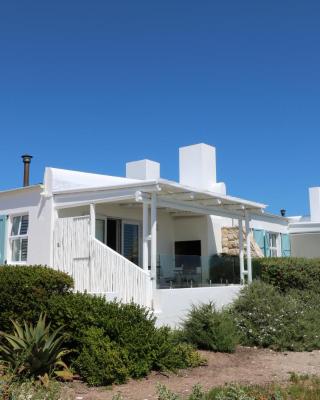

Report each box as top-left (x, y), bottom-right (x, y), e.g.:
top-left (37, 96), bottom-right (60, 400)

top-left (0, 143), bottom-right (315, 326)
top-left (288, 187), bottom-right (320, 258)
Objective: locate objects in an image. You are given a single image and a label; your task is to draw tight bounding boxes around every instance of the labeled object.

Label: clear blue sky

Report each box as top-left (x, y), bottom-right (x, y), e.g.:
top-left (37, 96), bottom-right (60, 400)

top-left (1, 1), bottom-right (319, 216)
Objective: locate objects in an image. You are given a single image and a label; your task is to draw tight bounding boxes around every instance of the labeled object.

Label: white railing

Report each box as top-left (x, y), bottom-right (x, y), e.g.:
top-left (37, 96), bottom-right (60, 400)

top-left (53, 216), bottom-right (152, 307)
top-left (89, 237), bottom-right (152, 307)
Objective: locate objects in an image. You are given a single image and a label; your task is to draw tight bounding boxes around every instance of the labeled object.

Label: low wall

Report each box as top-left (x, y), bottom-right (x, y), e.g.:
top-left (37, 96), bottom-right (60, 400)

top-left (155, 285), bottom-right (242, 327)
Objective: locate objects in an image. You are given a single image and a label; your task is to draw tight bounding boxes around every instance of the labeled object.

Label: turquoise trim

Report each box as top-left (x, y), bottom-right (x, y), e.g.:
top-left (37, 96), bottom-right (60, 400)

top-left (281, 234), bottom-right (291, 257)
top-left (0, 215), bottom-right (7, 265)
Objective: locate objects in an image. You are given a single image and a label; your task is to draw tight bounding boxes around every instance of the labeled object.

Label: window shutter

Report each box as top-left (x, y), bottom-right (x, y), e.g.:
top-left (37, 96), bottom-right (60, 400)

top-left (281, 234), bottom-right (291, 257)
top-left (253, 229), bottom-right (266, 256)
top-left (0, 215), bottom-right (7, 265)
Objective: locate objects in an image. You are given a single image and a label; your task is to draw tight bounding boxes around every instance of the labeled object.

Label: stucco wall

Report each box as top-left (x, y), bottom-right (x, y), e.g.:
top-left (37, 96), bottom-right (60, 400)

top-left (291, 233), bottom-right (320, 258)
top-left (155, 285), bottom-right (242, 327)
top-left (0, 187), bottom-right (53, 266)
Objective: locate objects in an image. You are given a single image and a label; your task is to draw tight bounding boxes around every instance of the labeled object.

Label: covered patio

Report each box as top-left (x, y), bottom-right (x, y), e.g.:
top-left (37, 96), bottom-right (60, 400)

top-left (54, 178), bottom-right (266, 291)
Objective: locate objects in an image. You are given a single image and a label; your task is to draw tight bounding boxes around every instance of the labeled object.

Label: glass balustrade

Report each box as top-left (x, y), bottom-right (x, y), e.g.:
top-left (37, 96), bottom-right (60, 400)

top-left (157, 254), bottom-right (242, 289)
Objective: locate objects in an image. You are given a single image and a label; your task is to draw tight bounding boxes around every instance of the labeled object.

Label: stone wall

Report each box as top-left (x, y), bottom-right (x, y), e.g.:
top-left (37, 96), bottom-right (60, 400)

top-left (221, 227), bottom-right (264, 257)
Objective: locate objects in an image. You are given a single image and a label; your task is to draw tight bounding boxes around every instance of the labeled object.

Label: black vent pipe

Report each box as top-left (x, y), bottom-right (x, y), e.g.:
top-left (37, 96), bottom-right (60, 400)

top-left (21, 154), bottom-right (33, 187)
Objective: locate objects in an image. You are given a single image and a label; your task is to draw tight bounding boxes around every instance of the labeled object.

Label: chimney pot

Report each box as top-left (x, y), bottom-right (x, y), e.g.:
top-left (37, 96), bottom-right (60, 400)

top-left (21, 154), bottom-right (33, 187)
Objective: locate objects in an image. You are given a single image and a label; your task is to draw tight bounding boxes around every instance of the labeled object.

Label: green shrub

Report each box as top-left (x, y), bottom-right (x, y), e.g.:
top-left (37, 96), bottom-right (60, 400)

top-left (253, 257), bottom-right (320, 293)
top-left (232, 281), bottom-right (320, 351)
top-left (181, 302), bottom-right (238, 352)
top-left (47, 293), bottom-right (159, 378)
top-left (152, 327), bottom-right (206, 372)
top-left (0, 268), bottom-right (204, 386)
top-left (0, 265), bottom-right (73, 332)
top-left (47, 293), bottom-right (203, 384)
top-left (73, 327), bottom-right (129, 386)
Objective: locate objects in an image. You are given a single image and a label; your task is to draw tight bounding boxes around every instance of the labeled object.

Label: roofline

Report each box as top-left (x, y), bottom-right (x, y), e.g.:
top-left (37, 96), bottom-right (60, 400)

top-left (157, 179), bottom-right (267, 209)
top-left (53, 178), bottom-right (266, 210)
top-left (52, 180), bottom-right (160, 195)
top-left (0, 184), bottom-right (43, 196)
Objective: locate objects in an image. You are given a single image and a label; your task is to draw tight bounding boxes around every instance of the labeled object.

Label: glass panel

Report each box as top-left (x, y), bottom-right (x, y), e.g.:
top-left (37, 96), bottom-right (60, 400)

top-left (20, 215), bottom-right (29, 235)
top-left (11, 216), bottom-right (21, 236)
top-left (11, 239), bottom-right (21, 262)
top-left (21, 239), bottom-right (28, 261)
top-left (95, 219), bottom-right (105, 243)
top-left (158, 254), bottom-right (242, 288)
top-left (123, 223), bottom-right (139, 265)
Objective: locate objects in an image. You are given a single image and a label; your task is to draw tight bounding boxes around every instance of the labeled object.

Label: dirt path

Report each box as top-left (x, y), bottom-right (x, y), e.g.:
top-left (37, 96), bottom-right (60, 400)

top-left (72, 347), bottom-right (320, 400)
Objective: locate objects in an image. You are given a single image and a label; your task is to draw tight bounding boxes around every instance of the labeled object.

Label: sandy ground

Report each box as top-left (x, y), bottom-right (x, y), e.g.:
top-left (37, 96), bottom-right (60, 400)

top-left (71, 346), bottom-right (320, 400)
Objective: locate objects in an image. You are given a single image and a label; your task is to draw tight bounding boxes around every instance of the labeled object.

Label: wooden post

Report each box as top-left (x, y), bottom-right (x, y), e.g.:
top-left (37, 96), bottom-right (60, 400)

top-left (238, 217), bottom-right (245, 283)
top-left (90, 203), bottom-right (96, 237)
top-left (142, 201), bottom-right (149, 272)
top-left (151, 193), bottom-right (157, 290)
top-left (245, 211), bottom-right (252, 283)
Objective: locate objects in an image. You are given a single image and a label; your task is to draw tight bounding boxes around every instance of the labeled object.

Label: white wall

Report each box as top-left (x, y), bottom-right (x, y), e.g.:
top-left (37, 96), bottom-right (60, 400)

top-left (0, 187), bottom-right (53, 266)
top-left (291, 233), bottom-right (320, 258)
top-left (155, 285), bottom-right (242, 327)
top-left (215, 215), bottom-right (288, 234)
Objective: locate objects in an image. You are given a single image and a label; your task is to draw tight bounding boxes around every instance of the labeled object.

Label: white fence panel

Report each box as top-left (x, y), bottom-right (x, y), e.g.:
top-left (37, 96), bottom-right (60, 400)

top-left (90, 237), bottom-right (152, 307)
top-left (53, 216), bottom-right (152, 307)
top-left (53, 216), bottom-right (90, 291)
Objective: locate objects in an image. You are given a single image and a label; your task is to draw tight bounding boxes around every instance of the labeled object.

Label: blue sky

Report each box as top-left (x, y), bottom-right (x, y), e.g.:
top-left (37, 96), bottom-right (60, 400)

top-left (0, 1), bottom-right (319, 216)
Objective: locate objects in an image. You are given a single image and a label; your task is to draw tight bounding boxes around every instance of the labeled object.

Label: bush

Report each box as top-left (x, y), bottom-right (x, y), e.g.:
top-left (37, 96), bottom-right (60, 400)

top-left (151, 327), bottom-right (206, 372)
top-left (47, 293), bottom-right (158, 378)
top-left (181, 302), bottom-right (238, 352)
top-left (0, 267), bottom-right (204, 386)
top-left (46, 293), bottom-right (204, 385)
top-left (73, 327), bottom-right (129, 386)
top-left (0, 265), bottom-right (73, 332)
top-left (253, 257), bottom-right (320, 293)
top-left (232, 281), bottom-right (320, 351)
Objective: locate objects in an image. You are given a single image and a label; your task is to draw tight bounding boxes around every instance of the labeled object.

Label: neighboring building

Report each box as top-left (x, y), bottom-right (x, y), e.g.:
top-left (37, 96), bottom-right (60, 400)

top-left (289, 187), bottom-right (320, 258)
top-left (0, 143), bottom-right (316, 326)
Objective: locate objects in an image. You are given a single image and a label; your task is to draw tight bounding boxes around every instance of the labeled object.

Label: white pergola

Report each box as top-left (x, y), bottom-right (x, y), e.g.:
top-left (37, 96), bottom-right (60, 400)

top-left (53, 178), bottom-right (267, 287)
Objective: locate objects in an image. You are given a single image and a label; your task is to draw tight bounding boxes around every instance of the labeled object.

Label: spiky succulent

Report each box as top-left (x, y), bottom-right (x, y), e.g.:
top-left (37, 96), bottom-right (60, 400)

top-left (0, 313), bottom-right (71, 378)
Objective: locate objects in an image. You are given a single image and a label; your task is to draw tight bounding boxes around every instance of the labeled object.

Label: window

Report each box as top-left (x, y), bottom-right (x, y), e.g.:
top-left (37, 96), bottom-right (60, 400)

top-left (10, 215), bottom-right (29, 262)
top-left (269, 233), bottom-right (278, 257)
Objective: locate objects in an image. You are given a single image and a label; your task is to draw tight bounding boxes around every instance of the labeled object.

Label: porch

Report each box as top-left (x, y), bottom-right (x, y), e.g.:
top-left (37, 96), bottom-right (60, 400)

top-left (52, 180), bottom-right (266, 307)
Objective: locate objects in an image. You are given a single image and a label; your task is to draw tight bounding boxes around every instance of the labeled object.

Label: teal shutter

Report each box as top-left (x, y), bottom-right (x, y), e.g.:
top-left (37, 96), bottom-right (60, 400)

top-left (264, 232), bottom-right (271, 257)
top-left (0, 215), bottom-right (7, 265)
top-left (253, 229), bottom-right (266, 256)
top-left (281, 234), bottom-right (291, 257)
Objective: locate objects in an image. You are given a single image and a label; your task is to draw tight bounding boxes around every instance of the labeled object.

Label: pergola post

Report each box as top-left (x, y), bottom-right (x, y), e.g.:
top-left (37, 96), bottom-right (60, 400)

top-left (245, 211), bottom-right (252, 283)
top-left (142, 200), bottom-right (149, 272)
top-left (90, 203), bottom-right (96, 237)
top-left (238, 217), bottom-right (245, 283)
top-left (151, 193), bottom-right (157, 290)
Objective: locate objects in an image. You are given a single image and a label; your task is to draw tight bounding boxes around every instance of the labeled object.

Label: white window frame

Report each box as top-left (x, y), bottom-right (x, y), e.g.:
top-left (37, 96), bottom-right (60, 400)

top-left (8, 214), bottom-right (29, 264)
top-left (268, 232), bottom-right (280, 257)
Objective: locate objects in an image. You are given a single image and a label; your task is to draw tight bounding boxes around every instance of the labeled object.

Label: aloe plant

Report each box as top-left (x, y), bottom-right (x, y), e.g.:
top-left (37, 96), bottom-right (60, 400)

top-left (0, 313), bottom-right (71, 378)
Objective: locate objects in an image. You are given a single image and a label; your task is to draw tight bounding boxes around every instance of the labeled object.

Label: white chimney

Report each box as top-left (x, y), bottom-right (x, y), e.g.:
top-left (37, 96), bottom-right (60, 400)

top-left (179, 143), bottom-right (226, 193)
top-left (309, 187), bottom-right (320, 222)
top-left (126, 159), bottom-right (160, 181)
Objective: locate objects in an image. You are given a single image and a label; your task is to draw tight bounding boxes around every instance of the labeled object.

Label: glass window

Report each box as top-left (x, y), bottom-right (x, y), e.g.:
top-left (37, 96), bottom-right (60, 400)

top-left (122, 223), bottom-right (139, 265)
top-left (10, 215), bottom-right (29, 262)
top-left (269, 233), bottom-right (278, 257)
